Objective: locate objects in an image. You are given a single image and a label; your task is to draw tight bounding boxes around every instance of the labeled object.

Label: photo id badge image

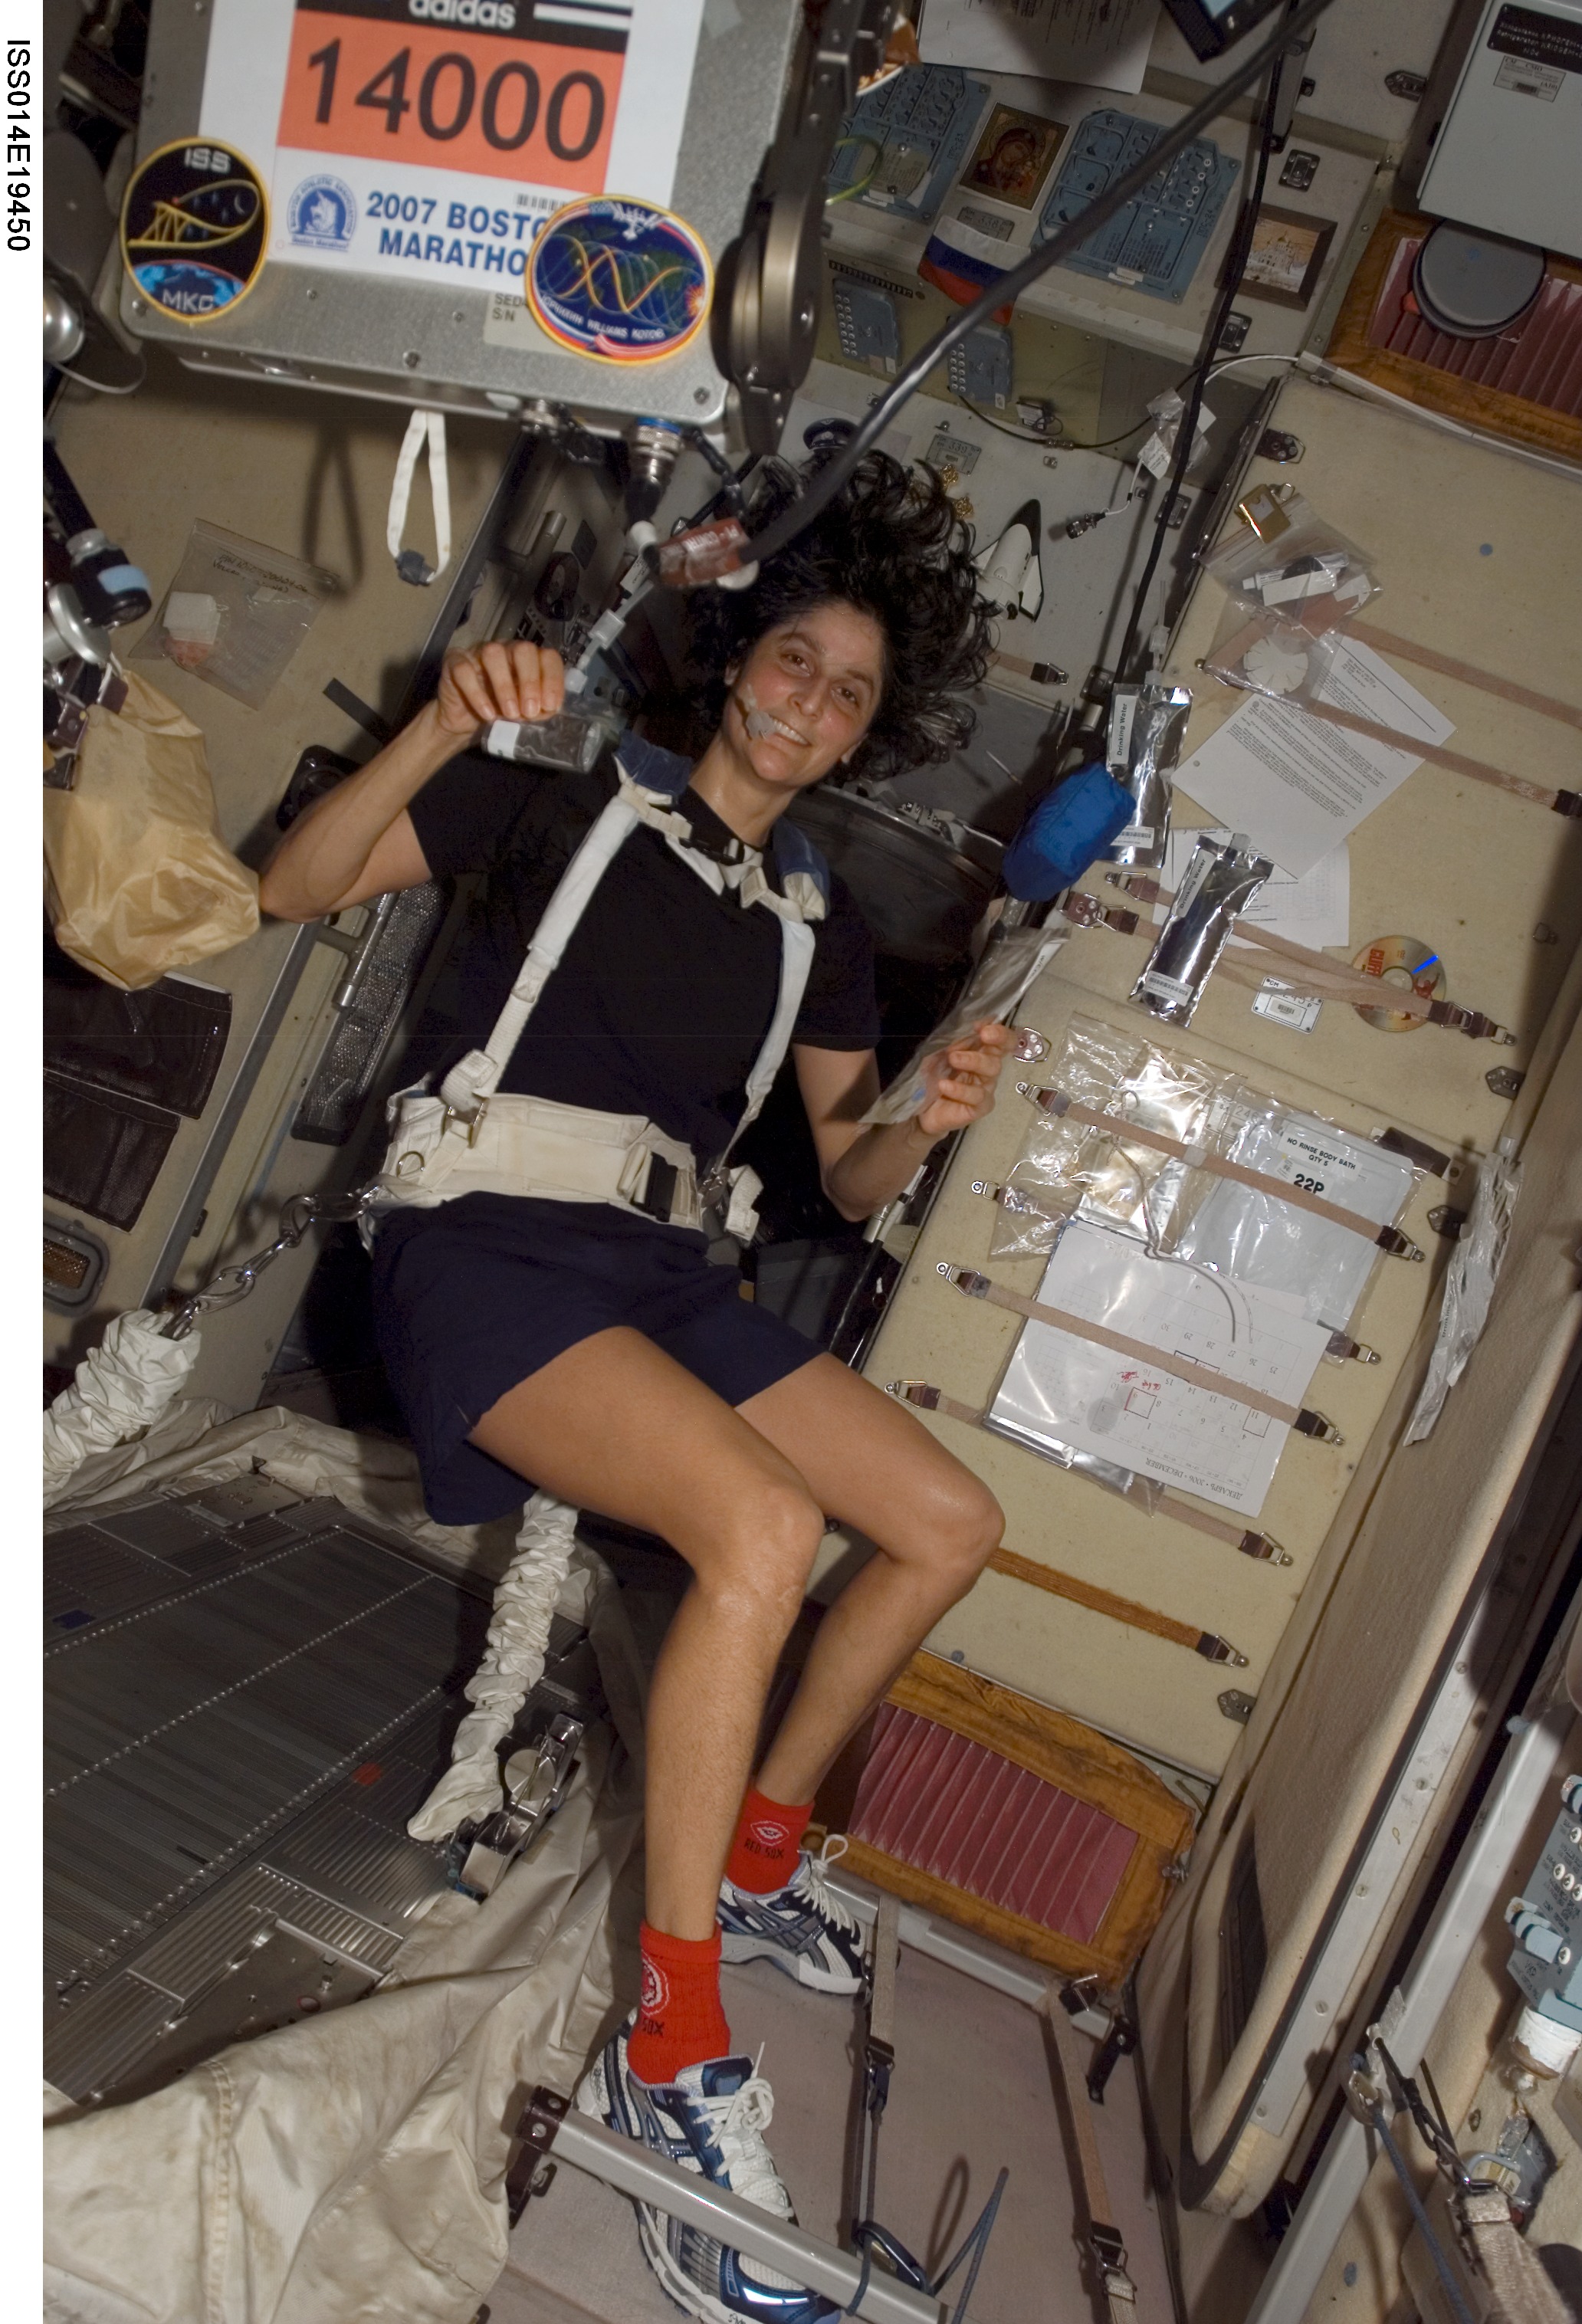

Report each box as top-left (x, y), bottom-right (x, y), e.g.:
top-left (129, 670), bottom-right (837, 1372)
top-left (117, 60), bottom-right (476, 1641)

top-left (120, 138), bottom-right (270, 321)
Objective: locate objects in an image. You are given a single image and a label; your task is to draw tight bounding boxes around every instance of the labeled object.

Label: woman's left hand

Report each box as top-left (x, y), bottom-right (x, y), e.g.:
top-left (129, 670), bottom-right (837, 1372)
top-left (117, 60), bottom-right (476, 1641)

top-left (913, 1019), bottom-right (1016, 1141)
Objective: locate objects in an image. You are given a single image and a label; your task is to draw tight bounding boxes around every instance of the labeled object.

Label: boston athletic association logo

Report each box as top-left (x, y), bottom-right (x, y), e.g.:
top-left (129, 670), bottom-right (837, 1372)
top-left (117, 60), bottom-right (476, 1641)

top-left (287, 175), bottom-right (357, 251)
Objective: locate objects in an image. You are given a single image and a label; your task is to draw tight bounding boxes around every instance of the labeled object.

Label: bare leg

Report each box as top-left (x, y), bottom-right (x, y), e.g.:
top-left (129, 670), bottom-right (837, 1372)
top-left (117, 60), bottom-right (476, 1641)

top-left (468, 1328), bottom-right (826, 1941)
top-left (737, 1356), bottom-right (1003, 1807)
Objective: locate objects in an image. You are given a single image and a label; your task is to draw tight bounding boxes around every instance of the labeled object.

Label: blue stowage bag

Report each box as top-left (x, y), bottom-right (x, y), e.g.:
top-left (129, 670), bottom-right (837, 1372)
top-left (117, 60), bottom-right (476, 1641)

top-left (1001, 763), bottom-right (1136, 901)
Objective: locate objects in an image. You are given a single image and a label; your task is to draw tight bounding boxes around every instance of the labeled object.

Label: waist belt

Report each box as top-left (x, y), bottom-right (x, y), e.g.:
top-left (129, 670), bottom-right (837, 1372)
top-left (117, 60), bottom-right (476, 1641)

top-left (365, 1090), bottom-right (743, 1234)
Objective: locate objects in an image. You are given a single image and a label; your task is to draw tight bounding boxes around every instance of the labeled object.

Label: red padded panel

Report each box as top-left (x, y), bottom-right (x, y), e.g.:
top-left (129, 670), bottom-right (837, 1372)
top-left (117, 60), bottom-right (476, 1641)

top-left (1367, 238), bottom-right (1582, 418)
top-left (850, 1703), bottom-right (1137, 1947)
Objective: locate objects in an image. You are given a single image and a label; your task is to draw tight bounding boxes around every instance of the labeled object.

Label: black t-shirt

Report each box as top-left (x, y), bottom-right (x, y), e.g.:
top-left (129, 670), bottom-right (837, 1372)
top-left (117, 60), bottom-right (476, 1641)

top-left (404, 747), bottom-right (881, 1161)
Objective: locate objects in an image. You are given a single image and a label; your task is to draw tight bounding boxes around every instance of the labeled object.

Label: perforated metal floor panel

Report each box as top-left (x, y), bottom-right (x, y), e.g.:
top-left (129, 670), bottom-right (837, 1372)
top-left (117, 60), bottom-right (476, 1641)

top-left (44, 1486), bottom-right (504, 2102)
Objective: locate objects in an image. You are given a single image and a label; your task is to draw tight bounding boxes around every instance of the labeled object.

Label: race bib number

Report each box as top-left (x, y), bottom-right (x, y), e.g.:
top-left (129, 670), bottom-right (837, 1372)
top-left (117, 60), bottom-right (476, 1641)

top-left (277, 0), bottom-right (619, 194)
top-left (198, 0), bottom-right (703, 294)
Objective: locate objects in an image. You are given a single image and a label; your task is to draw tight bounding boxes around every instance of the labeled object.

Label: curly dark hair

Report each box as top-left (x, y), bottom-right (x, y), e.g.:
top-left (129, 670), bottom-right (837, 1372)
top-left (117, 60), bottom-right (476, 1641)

top-left (690, 445), bottom-right (992, 785)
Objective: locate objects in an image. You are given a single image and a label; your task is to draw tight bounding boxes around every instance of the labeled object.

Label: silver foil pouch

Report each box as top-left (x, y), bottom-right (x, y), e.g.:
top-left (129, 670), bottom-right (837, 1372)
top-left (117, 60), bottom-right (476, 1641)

top-left (1131, 835), bottom-right (1272, 1027)
top-left (1104, 679), bottom-right (1192, 872)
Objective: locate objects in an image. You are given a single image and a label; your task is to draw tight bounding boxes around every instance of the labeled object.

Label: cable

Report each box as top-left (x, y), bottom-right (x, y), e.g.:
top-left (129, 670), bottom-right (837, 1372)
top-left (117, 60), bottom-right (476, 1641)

top-left (1108, 14), bottom-right (1292, 681)
top-left (730, 0), bottom-right (1341, 576)
top-left (828, 133), bottom-right (885, 205)
top-left (953, 350), bottom-right (1301, 459)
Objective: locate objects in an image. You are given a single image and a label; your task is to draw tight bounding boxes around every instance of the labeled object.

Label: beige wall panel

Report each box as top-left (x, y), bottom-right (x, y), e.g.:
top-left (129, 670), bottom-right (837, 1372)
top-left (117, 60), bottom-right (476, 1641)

top-left (811, 969), bottom-right (1451, 1777)
top-left (51, 352), bottom-right (509, 859)
top-left (46, 356), bottom-right (511, 1367)
top-left (1144, 373), bottom-right (1582, 1154)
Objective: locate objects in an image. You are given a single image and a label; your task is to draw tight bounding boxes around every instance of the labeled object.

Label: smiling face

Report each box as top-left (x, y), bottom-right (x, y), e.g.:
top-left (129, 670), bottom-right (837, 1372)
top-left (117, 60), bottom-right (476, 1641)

top-left (724, 601), bottom-right (887, 796)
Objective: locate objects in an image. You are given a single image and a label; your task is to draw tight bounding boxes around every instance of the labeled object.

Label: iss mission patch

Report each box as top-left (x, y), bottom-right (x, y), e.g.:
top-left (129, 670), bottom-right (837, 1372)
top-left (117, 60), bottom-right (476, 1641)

top-left (121, 138), bottom-right (269, 321)
top-left (526, 195), bottom-right (711, 363)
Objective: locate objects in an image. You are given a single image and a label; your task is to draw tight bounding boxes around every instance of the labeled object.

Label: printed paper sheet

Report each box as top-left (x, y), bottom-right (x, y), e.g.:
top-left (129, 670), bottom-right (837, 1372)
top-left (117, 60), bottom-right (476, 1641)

top-left (988, 1219), bottom-right (1331, 1517)
top-left (1173, 639), bottom-right (1455, 875)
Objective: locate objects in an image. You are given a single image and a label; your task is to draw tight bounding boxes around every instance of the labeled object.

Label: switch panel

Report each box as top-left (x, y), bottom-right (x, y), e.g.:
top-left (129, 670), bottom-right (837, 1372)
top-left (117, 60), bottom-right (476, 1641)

top-left (1506, 1771), bottom-right (1582, 2071)
top-left (832, 277), bottom-right (902, 376)
top-left (947, 322), bottom-right (1015, 411)
top-left (828, 64), bottom-right (990, 225)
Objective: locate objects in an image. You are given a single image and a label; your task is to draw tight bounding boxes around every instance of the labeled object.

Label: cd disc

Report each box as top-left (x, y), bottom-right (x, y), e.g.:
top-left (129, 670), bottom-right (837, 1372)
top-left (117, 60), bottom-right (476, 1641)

top-left (1351, 933), bottom-right (1447, 1032)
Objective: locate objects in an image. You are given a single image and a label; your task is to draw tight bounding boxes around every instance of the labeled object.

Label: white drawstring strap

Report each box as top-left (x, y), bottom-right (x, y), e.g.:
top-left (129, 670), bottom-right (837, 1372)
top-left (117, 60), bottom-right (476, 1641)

top-left (389, 408), bottom-right (451, 586)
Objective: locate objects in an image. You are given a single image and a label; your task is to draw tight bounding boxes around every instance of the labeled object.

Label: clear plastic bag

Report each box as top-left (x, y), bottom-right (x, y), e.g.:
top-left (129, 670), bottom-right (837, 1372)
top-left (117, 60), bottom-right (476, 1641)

top-left (986, 1217), bottom-right (1331, 1521)
top-left (1202, 483), bottom-right (1376, 622)
top-left (1200, 484), bottom-right (1376, 702)
top-left (990, 1013), bottom-right (1422, 1331)
top-left (991, 1014), bottom-right (1236, 1258)
top-left (863, 924), bottom-right (1065, 1126)
top-left (136, 520), bottom-right (336, 708)
top-left (1165, 1095), bottom-right (1419, 1331)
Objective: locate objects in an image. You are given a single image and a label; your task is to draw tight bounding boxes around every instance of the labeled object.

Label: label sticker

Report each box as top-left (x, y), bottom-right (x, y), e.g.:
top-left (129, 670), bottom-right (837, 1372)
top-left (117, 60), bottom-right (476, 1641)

top-left (524, 194), bottom-right (711, 360)
top-left (287, 170), bottom-right (358, 247)
top-left (1251, 978), bottom-right (1321, 1034)
top-left (121, 137), bottom-right (270, 320)
top-left (1489, 2), bottom-right (1582, 73)
top-left (1265, 1113), bottom-right (1413, 1221)
top-left (1492, 51), bottom-right (1564, 97)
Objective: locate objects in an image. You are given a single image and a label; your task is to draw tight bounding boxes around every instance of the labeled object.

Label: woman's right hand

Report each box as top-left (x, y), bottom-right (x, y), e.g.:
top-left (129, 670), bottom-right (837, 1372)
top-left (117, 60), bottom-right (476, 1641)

top-left (435, 640), bottom-right (566, 739)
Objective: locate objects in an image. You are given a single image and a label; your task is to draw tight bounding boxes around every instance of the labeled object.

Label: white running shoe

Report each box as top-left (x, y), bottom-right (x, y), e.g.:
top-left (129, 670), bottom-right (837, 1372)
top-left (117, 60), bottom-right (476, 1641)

top-left (717, 1838), bottom-right (867, 1996)
top-left (577, 2017), bottom-right (838, 2324)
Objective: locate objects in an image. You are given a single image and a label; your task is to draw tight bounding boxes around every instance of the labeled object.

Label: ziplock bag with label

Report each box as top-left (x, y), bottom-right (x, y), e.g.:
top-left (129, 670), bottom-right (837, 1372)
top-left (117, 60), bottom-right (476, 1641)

top-left (1164, 1094), bottom-right (1420, 1331)
top-left (987, 1014), bottom-right (1423, 1336)
top-left (136, 520), bottom-right (336, 708)
top-left (988, 1014), bottom-right (1238, 1258)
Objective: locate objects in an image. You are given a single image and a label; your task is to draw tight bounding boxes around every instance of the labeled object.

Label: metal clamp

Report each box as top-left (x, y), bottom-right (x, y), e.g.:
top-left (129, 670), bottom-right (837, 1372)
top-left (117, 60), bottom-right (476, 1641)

top-left (448, 1714), bottom-right (584, 1902)
top-left (159, 1186), bottom-right (376, 1341)
top-left (506, 2085), bottom-right (569, 2225)
top-left (441, 1099), bottom-right (488, 1147)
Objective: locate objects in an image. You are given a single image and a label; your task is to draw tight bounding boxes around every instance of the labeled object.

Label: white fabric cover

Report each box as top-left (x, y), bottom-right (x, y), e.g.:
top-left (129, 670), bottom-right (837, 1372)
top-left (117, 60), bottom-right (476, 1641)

top-left (43, 1311), bottom-right (202, 1508)
top-left (43, 1410), bottom-right (652, 2324)
top-left (406, 1490), bottom-right (582, 1840)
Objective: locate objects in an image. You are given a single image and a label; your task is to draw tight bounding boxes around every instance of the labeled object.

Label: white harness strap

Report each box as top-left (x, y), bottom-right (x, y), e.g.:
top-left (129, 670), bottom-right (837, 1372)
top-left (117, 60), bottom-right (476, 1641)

top-left (438, 790), bottom-right (642, 1119)
top-left (431, 758), bottom-right (822, 1187)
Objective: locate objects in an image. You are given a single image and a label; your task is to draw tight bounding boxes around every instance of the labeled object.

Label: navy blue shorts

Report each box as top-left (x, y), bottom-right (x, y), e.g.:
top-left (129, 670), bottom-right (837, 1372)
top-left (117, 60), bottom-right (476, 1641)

top-left (369, 1193), bottom-right (822, 1525)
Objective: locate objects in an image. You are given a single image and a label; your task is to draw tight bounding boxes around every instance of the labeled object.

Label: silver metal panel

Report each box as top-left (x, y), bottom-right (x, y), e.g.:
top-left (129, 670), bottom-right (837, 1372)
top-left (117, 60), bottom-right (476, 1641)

top-left (120, 1864), bottom-right (289, 2001)
top-left (267, 1886), bottom-right (407, 1975)
top-left (223, 1512), bottom-right (307, 1557)
top-left (265, 1802), bottom-right (451, 1929)
top-left (45, 1509), bottom-right (485, 2000)
top-left (185, 1477), bottom-right (306, 1526)
top-left (126, 0), bottom-right (802, 426)
top-left (94, 1501), bottom-right (228, 1558)
top-left (45, 1974), bottom-right (184, 2103)
top-left (44, 1530), bottom-right (176, 1633)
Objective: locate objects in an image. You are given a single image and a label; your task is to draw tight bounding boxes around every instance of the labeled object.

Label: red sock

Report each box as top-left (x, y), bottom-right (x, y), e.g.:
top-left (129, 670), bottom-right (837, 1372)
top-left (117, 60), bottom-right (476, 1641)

top-left (724, 1786), bottom-right (815, 1896)
top-left (627, 1923), bottom-right (730, 2085)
